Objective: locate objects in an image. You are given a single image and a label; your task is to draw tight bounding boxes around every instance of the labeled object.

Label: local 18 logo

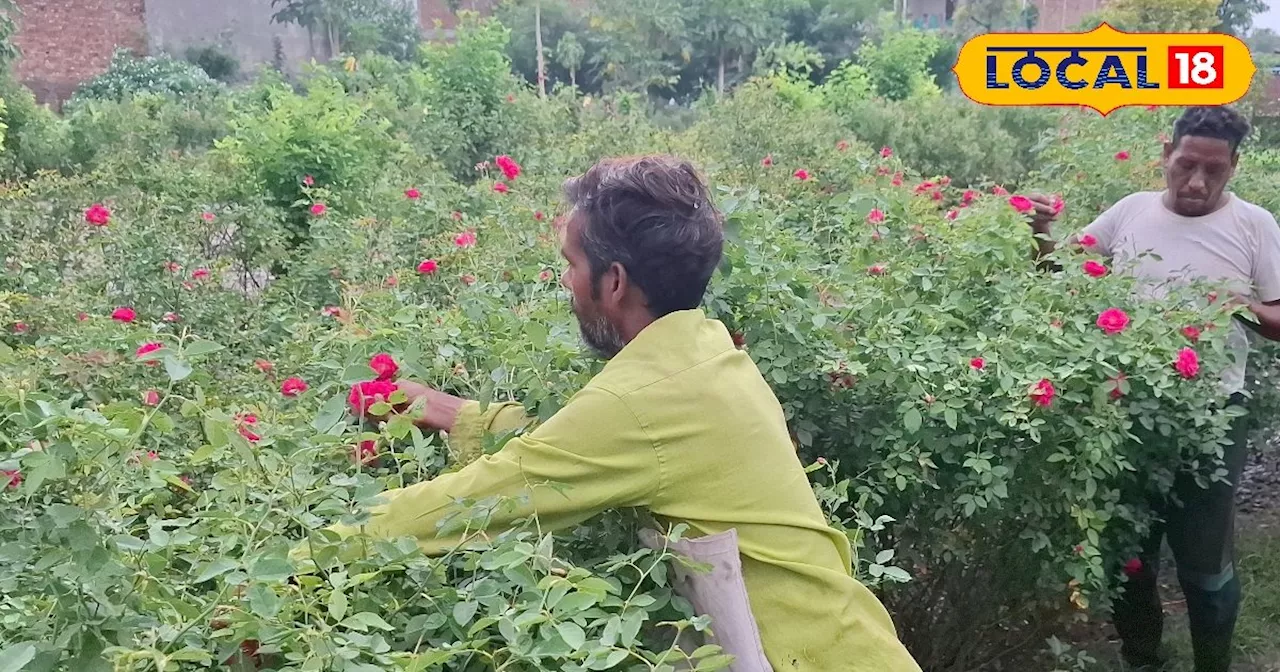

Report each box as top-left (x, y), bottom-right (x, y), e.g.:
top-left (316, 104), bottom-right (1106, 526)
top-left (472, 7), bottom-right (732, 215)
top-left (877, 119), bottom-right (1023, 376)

top-left (952, 23), bottom-right (1255, 115)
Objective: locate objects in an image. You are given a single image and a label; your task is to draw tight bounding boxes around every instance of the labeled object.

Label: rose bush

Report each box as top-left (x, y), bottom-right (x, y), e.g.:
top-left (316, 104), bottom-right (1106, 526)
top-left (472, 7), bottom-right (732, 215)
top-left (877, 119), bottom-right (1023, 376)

top-left (1, 24), bottom-right (1274, 672)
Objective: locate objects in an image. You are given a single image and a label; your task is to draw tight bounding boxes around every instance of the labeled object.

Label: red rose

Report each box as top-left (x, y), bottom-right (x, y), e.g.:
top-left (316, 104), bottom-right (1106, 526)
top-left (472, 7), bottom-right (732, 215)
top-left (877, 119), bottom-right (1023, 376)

top-left (493, 182), bottom-right (510, 194)
top-left (405, 187), bottom-right (421, 200)
top-left (254, 358), bottom-right (274, 373)
top-left (142, 390), bottom-right (160, 406)
top-left (191, 268), bottom-right (210, 280)
top-left (1079, 234), bottom-right (1098, 248)
top-left (891, 172), bottom-right (904, 187)
top-left (280, 377), bottom-right (309, 397)
top-left (136, 342), bottom-right (163, 365)
top-left (302, 175), bottom-right (315, 186)
top-left (879, 146), bottom-right (893, 158)
top-left (162, 312), bottom-right (180, 323)
top-left (1029, 378), bottom-right (1056, 407)
top-left (321, 306), bottom-right (342, 318)
top-left (1096, 308), bottom-right (1130, 335)
top-left (1108, 372), bottom-right (1127, 400)
top-left (12, 322), bottom-right (28, 334)
top-left (239, 427), bottom-right (261, 443)
top-left (201, 211), bottom-right (216, 222)
top-left (914, 181), bottom-right (935, 195)
top-left (731, 331), bottom-right (746, 348)
top-left (793, 168), bottom-right (810, 181)
top-left (348, 379), bottom-right (400, 415)
top-left (1123, 558), bottom-right (1143, 576)
top-left (1115, 151), bottom-right (1130, 161)
top-left (867, 264), bottom-right (887, 276)
top-left (354, 440), bottom-right (378, 466)
top-left (867, 208), bottom-right (886, 224)
top-left (1008, 195), bottom-right (1035, 213)
top-left (495, 155), bottom-right (522, 181)
top-left (1051, 196), bottom-right (1065, 215)
top-left (1175, 347), bottom-right (1200, 379)
top-left (961, 190), bottom-right (978, 206)
top-left (1182, 325), bottom-right (1202, 342)
top-left (417, 259), bottom-right (439, 275)
top-left (1083, 260), bottom-right (1108, 278)
top-left (538, 269), bottom-right (553, 282)
top-left (112, 307), bottom-right (137, 323)
top-left (945, 209), bottom-right (958, 221)
top-left (992, 185), bottom-right (1009, 196)
top-left (761, 154), bottom-right (773, 167)
top-left (76, 312), bottom-right (88, 322)
top-left (369, 353), bottom-right (399, 381)
top-left (164, 261), bottom-right (181, 273)
top-left (970, 357), bottom-right (985, 370)
top-left (454, 231), bottom-right (477, 248)
top-left (3, 469), bottom-right (21, 489)
top-left (309, 203), bottom-right (327, 216)
top-left (836, 140), bottom-right (849, 151)
top-left (84, 204), bottom-right (111, 226)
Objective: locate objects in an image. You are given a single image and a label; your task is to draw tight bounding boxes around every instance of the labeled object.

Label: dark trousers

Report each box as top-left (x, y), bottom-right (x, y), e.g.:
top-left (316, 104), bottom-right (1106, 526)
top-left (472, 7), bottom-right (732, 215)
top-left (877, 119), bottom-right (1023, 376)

top-left (1114, 394), bottom-right (1249, 672)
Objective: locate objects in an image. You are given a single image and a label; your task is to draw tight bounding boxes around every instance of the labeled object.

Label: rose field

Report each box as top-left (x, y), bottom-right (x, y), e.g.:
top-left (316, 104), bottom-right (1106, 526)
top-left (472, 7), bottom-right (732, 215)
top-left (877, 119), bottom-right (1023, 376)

top-left (4, 15), bottom-right (1280, 672)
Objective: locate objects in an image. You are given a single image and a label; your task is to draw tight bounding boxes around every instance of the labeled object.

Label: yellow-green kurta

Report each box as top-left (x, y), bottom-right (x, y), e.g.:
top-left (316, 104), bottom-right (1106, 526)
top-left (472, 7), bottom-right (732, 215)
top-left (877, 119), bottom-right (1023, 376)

top-left (328, 310), bottom-right (920, 671)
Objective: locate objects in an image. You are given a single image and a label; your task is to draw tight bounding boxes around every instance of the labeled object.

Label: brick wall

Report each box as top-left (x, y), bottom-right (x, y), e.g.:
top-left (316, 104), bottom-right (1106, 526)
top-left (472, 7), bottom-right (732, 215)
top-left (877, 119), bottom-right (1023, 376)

top-left (1028, 0), bottom-right (1105, 32)
top-left (12, 0), bottom-right (147, 104)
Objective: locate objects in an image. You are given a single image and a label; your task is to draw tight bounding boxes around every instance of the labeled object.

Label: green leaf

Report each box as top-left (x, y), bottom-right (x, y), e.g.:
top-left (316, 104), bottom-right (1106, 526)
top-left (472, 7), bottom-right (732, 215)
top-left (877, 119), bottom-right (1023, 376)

top-left (527, 322), bottom-right (548, 347)
top-left (453, 600), bottom-right (478, 626)
top-left (328, 589), bottom-right (348, 622)
top-left (944, 408), bottom-right (958, 430)
top-left (164, 356), bottom-right (193, 382)
top-left (248, 584), bottom-right (282, 619)
top-left (313, 394), bottom-right (347, 432)
top-left (903, 407), bottom-right (922, 434)
top-left (556, 621), bottom-right (586, 650)
top-left (194, 558), bottom-right (237, 583)
top-left (0, 643), bottom-right (37, 672)
top-left (184, 340), bottom-right (224, 357)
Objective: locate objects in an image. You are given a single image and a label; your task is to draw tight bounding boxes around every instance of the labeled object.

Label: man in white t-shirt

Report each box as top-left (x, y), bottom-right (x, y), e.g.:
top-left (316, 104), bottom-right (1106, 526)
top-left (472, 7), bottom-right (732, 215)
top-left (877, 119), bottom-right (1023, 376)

top-left (1028, 106), bottom-right (1280, 672)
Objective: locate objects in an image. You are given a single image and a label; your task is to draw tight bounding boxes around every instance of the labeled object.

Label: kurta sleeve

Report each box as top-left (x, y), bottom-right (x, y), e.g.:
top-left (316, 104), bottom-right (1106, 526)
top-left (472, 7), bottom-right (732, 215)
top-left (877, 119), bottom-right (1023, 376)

top-left (445, 400), bottom-right (538, 467)
top-left (327, 386), bottom-right (661, 555)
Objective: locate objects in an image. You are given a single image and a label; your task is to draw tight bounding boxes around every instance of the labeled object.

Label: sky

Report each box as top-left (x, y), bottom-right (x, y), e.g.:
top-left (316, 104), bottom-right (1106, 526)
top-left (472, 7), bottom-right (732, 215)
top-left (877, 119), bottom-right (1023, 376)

top-left (1254, 2), bottom-right (1280, 33)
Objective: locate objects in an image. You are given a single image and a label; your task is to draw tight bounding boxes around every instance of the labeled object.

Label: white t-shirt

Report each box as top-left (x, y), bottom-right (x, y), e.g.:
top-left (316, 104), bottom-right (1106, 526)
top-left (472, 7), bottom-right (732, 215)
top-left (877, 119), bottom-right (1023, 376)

top-left (1080, 191), bottom-right (1280, 394)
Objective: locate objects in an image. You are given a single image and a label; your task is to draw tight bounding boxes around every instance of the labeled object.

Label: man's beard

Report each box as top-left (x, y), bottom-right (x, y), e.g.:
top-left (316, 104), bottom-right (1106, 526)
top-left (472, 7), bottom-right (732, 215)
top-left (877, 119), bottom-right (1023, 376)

top-left (572, 298), bottom-right (626, 360)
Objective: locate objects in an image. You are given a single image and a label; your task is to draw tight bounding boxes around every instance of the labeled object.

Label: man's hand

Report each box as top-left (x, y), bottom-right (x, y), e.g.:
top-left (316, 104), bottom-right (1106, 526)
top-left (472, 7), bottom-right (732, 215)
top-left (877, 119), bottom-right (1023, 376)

top-left (1025, 193), bottom-right (1060, 233)
top-left (363, 380), bottom-right (467, 432)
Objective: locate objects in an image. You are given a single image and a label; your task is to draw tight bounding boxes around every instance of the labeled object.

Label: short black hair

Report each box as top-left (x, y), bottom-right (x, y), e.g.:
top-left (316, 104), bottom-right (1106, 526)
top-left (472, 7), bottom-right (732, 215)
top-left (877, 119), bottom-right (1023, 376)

top-left (1172, 106), bottom-right (1251, 154)
top-left (562, 156), bottom-right (724, 317)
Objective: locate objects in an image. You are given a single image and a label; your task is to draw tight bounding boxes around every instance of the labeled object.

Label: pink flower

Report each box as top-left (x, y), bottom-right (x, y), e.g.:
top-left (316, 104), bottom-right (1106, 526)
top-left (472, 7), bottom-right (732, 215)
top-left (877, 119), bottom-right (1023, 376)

top-left (914, 181), bottom-right (935, 195)
top-left (1008, 195), bottom-right (1035, 213)
top-left (354, 440), bottom-right (379, 466)
top-left (1083, 260), bottom-right (1108, 278)
top-left (1115, 151), bottom-right (1130, 161)
top-left (405, 187), bottom-right (421, 200)
top-left (761, 154), bottom-right (773, 167)
top-left (182, 282), bottom-right (194, 291)
top-left (191, 268), bottom-right (209, 280)
top-left (970, 357), bottom-right (985, 370)
top-left (254, 359), bottom-right (274, 373)
top-left (454, 230), bottom-right (477, 248)
top-left (236, 412), bottom-right (258, 426)
top-left (1029, 379), bottom-right (1056, 407)
top-left (460, 273), bottom-right (477, 286)
top-left (992, 185), bottom-right (1009, 196)
top-left (793, 169), bottom-right (810, 181)
top-left (891, 173), bottom-right (904, 187)
top-left (142, 389), bottom-right (160, 406)
top-left (931, 190), bottom-right (943, 202)
top-left (136, 342), bottom-right (163, 365)
top-left (1123, 558), bottom-right (1143, 576)
top-left (76, 312), bottom-right (88, 322)
top-left (1108, 372), bottom-right (1127, 400)
top-left (495, 155), bottom-right (522, 181)
top-left (3, 469), bottom-right (21, 489)
top-left (939, 176), bottom-right (951, 187)
top-left (239, 427), bottom-right (261, 443)
top-left (162, 312), bottom-right (180, 323)
top-left (535, 211), bottom-right (545, 221)
top-left (1079, 234), bottom-right (1098, 248)
top-left (1096, 308), bottom-right (1131, 335)
top-left (163, 261), bottom-right (181, 273)
top-left (945, 209), bottom-right (958, 220)
top-left (369, 353), bottom-right (399, 381)
top-left (867, 264), bottom-right (887, 276)
top-left (112, 307), bottom-right (137, 323)
top-left (1051, 196), bottom-right (1065, 215)
top-left (836, 140), bottom-right (850, 151)
top-left (880, 146), bottom-right (893, 158)
top-left (417, 259), bottom-right (439, 275)
top-left (539, 269), bottom-right (553, 282)
top-left (201, 211), bottom-right (216, 222)
top-left (876, 165), bottom-right (890, 176)
top-left (280, 377), bottom-right (309, 397)
top-left (348, 379), bottom-right (400, 415)
top-left (1175, 348), bottom-right (1200, 378)
top-left (302, 175), bottom-right (315, 186)
top-left (12, 322), bottom-right (28, 334)
top-left (84, 204), bottom-right (111, 226)
top-left (493, 182), bottom-right (509, 194)
top-left (867, 208), bottom-right (886, 224)
top-left (961, 189), bottom-right (978, 206)
top-left (321, 306), bottom-right (342, 318)
top-left (309, 203), bottom-right (327, 216)
top-left (385, 275), bottom-right (398, 287)
top-left (1182, 325), bottom-right (1202, 342)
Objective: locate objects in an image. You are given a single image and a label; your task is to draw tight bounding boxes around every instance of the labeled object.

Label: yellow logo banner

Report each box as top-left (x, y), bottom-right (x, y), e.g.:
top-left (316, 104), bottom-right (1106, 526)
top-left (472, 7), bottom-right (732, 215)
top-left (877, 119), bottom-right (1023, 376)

top-left (952, 23), bottom-right (1255, 115)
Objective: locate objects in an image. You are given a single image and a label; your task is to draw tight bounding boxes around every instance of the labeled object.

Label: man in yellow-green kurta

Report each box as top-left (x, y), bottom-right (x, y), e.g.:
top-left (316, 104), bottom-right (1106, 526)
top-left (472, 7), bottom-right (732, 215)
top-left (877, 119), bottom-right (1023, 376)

top-left (328, 155), bottom-right (920, 671)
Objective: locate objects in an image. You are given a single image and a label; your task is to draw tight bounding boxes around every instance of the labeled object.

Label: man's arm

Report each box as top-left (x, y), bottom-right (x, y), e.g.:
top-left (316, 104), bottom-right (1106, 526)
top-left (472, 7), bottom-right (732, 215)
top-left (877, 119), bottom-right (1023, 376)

top-left (1242, 300), bottom-right (1280, 341)
top-left (322, 386), bottom-right (660, 556)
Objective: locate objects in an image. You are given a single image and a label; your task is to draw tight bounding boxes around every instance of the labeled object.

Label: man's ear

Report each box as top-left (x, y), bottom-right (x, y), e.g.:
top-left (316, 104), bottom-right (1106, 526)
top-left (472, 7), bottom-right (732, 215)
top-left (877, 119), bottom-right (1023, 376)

top-left (1162, 142), bottom-right (1174, 161)
top-left (603, 261), bottom-right (628, 306)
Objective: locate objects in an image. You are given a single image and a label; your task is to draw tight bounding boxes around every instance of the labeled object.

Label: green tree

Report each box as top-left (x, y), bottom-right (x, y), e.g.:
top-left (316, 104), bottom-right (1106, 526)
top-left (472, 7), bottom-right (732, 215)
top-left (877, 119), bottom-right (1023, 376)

top-left (270, 0), bottom-right (419, 61)
top-left (686, 0), bottom-right (789, 95)
top-left (1094, 0), bottom-right (1221, 32)
top-left (854, 27), bottom-right (941, 100)
top-left (586, 0), bottom-right (689, 95)
top-left (0, 0), bottom-right (19, 73)
top-left (1217, 0), bottom-right (1268, 35)
top-left (779, 0), bottom-right (886, 75)
top-left (1247, 27), bottom-right (1280, 55)
top-left (952, 0), bottom-right (1020, 35)
top-left (555, 31), bottom-right (585, 87)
